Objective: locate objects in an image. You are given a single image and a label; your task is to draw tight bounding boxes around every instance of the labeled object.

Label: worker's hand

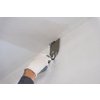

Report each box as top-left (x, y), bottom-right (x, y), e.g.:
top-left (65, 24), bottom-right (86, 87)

top-left (26, 54), bottom-right (51, 77)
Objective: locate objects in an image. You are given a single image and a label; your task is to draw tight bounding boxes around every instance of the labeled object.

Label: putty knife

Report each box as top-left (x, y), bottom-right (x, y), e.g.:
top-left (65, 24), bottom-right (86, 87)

top-left (39, 39), bottom-right (60, 74)
top-left (49, 38), bottom-right (60, 60)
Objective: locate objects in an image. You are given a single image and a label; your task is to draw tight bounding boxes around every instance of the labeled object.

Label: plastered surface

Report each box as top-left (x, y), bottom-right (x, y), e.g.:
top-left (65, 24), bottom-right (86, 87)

top-left (0, 17), bottom-right (68, 52)
top-left (35, 18), bottom-right (100, 84)
top-left (1, 17), bottom-right (98, 84)
top-left (0, 17), bottom-right (90, 52)
top-left (0, 40), bottom-right (36, 80)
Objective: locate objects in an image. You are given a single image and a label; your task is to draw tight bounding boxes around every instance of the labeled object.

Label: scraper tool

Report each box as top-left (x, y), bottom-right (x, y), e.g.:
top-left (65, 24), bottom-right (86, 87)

top-left (49, 38), bottom-right (60, 60)
top-left (39, 39), bottom-right (60, 74)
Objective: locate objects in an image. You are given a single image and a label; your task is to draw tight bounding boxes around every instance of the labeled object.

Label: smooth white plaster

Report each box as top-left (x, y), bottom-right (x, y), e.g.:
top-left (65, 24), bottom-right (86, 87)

top-left (1, 17), bottom-right (99, 84)
top-left (0, 40), bottom-right (36, 80)
top-left (0, 17), bottom-right (90, 52)
top-left (35, 18), bottom-right (100, 84)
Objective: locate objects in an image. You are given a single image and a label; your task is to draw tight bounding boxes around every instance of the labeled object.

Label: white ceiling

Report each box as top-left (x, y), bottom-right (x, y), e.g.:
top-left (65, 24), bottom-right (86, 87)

top-left (0, 17), bottom-right (90, 52)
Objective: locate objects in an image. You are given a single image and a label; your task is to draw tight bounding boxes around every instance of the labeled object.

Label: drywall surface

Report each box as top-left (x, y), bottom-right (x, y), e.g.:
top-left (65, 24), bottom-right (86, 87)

top-left (0, 17), bottom-right (90, 53)
top-left (35, 18), bottom-right (100, 84)
top-left (0, 17), bottom-right (68, 52)
top-left (0, 40), bottom-right (36, 81)
top-left (0, 17), bottom-right (93, 84)
top-left (41, 17), bottom-right (90, 31)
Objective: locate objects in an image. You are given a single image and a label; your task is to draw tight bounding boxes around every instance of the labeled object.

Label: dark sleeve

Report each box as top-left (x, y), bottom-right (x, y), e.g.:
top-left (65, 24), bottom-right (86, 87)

top-left (18, 76), bottom-right (34, 84)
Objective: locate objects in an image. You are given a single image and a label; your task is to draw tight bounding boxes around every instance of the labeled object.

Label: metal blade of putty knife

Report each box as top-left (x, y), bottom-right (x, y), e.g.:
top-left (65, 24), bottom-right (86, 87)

top-left (49, 38), bottom-right (60, 60)
top-left (39, 38), bottom-right (60, 74)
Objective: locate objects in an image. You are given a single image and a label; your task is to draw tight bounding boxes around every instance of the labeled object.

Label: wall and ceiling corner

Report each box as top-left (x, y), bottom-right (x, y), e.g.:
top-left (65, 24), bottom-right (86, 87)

top-left (1, 17), bottom-right (100, 84)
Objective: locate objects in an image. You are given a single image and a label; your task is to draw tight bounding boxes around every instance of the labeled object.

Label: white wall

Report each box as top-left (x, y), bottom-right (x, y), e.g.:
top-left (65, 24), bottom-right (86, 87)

top-left (35, 18), bottom-right (100, 84)
top-left (0, 40), bottom-right (36, 81)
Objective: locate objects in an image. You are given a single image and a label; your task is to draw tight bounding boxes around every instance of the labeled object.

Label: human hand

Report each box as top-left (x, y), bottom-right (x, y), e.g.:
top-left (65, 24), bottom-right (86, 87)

top-left (26, 54), bottom-right (51, 77)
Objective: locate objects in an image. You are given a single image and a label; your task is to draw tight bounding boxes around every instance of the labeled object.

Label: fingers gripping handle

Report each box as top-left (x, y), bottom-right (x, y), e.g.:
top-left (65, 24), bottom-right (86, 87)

top-left (38, 55), bottom-right (51, 74)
